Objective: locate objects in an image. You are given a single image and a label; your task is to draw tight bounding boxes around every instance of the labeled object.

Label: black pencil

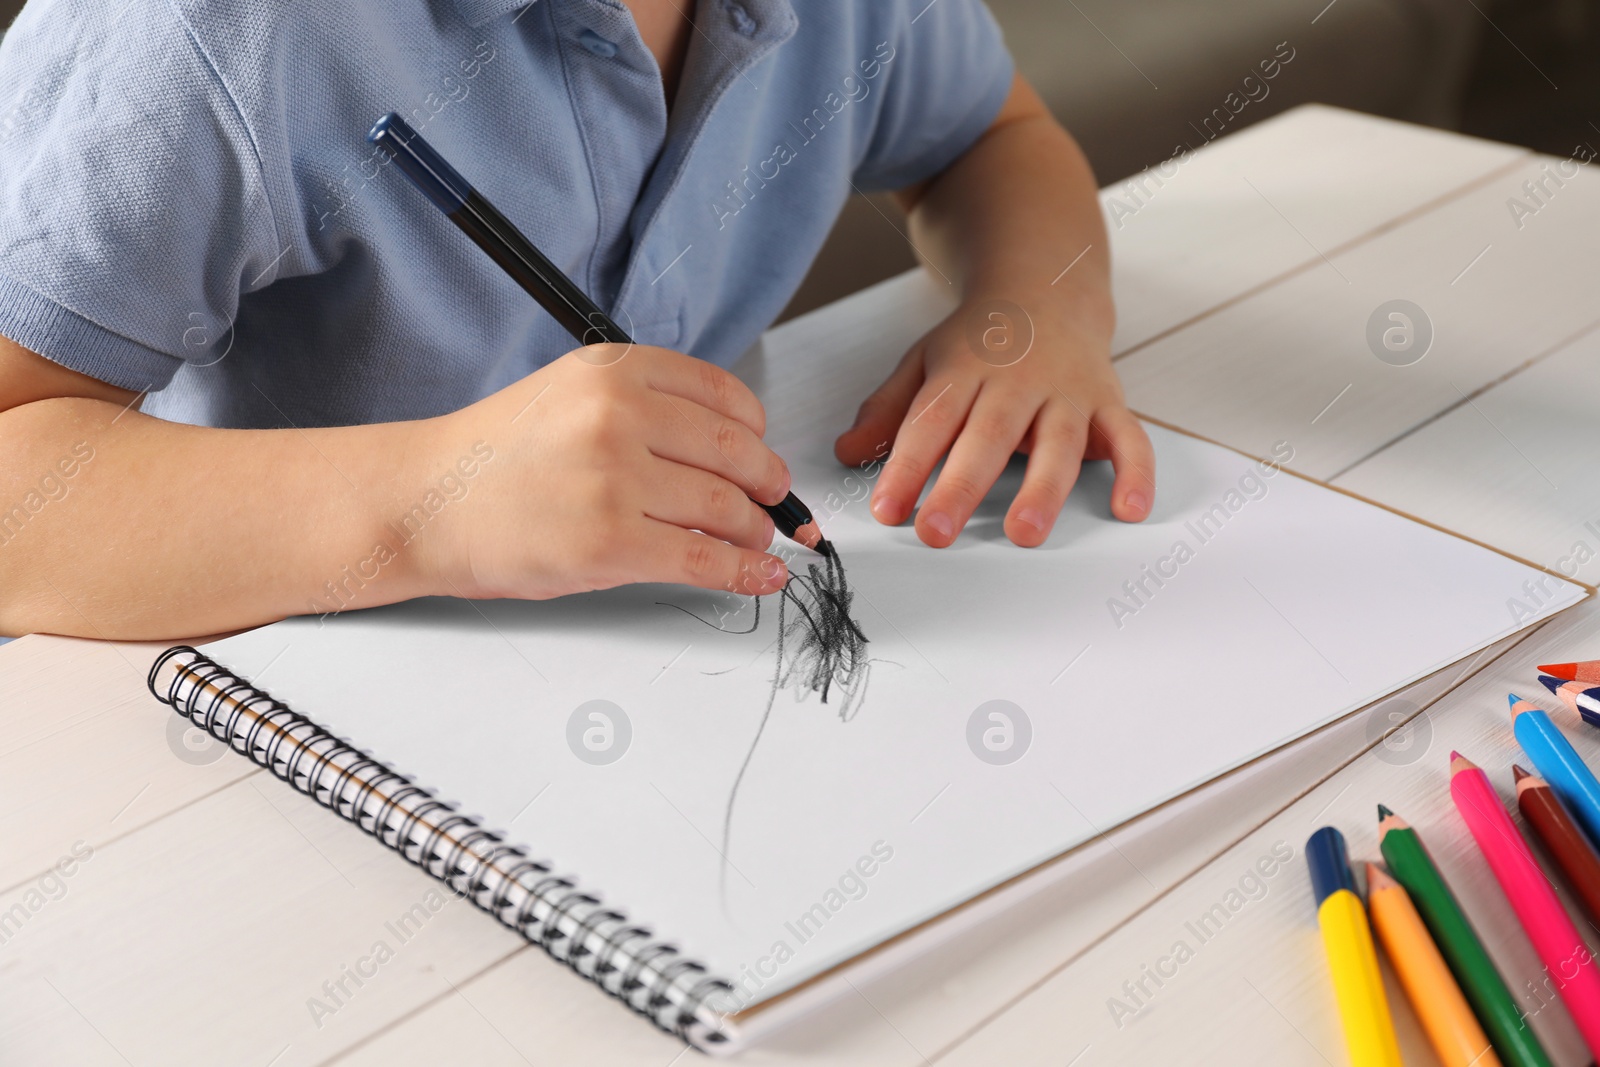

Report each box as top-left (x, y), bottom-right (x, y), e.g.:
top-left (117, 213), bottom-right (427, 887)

top-left (367, 112), bottom-right (826, 554)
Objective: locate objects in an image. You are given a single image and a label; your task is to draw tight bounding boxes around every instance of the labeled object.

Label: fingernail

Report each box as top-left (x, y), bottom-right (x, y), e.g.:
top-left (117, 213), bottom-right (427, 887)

top-left (1125, 491), bottom-right (1149, 517)
top-left (924, 511), bottom-right (954, 541)
top-left (1016, 507), bottom-right (1047, 533)
top-left (871, 496), bottom-right (905, 524)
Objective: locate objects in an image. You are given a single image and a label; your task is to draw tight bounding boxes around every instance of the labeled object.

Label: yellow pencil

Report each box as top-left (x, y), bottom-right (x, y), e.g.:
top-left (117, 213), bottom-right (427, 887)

top-left (1366, 863), bottom-right (1501, 1067)
top-left (1308, 827), bottom-right (1403, 1066)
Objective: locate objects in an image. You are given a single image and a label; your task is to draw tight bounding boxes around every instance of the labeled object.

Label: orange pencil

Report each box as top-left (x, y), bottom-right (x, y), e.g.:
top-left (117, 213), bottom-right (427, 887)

top-left (1539, 660), bottom-right (1600, 684)
top-left (1365, 863), bottom-right (1502, 1067)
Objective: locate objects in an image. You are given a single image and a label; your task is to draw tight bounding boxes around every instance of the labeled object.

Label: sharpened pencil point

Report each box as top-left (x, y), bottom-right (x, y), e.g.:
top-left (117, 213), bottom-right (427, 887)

top-left (1450, 750), bottom-right (1461, 761)
top-left (1509, 693), bottom-right (1522, 707)
top-left (1377, 803), bottom-right (1393, 820)
top-left (1538, 662), bottom-right (1578, 680)
top-left (792, 521), bottom-right (823, 552)
top-left (1512, 763), bottom-right (1530, 782)
top-left (1540, 674), bottom-right (1564, 695)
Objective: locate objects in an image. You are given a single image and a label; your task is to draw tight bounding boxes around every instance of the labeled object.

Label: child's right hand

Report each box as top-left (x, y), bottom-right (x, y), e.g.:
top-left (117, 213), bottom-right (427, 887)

top-left (417, 345), bottom-right (792, 602)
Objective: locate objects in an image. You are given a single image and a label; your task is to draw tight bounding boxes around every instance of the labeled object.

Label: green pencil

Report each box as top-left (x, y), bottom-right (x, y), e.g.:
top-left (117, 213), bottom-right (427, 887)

top-left (1378, 804), bottom-right (1553, 1067)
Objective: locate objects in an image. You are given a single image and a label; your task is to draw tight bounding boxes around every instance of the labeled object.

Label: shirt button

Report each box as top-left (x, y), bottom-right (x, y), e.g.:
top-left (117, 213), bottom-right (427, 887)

top-left (577, 28), bottom-right (618, 58)
top-left (726, 2), bottom-right (757, 35)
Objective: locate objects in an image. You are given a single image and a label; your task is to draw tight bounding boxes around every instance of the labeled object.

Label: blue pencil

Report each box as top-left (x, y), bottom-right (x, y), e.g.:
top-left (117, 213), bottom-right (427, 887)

top-left (1510, 693), bottom-right (1600, 848)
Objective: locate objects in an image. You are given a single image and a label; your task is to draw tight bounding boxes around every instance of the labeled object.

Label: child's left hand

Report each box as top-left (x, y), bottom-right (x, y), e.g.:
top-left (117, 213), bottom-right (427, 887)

top-left (833, 291), bottom-right (1155, 548)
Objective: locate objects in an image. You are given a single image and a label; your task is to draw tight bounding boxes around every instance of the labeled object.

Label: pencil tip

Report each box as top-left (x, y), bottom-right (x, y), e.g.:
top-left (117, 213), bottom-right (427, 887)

top-left (792, 521), bottom-right (824, 552)
top-left (1509, 692), bottom-right (1522, 708)
top-left (1377, 803), bottom-right (1393, 820)
top-left (1538, 662), bottom-right (1576, 680)
top-left (1450, 749), bottom-right (1461, 761)
top-left (1540, 674), bottom-right (1563, 695)
top-left (1513, 763), bottom-right (1530, 781)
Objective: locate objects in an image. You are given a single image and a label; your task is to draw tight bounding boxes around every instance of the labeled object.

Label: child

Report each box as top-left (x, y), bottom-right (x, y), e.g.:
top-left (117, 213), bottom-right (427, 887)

top-left (0, 0), bottom-right (1154, 640)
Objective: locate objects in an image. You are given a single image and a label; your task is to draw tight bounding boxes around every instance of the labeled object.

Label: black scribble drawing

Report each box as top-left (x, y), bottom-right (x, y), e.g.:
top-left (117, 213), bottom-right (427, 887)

top-left (658, 545), bottom-right (872, 899)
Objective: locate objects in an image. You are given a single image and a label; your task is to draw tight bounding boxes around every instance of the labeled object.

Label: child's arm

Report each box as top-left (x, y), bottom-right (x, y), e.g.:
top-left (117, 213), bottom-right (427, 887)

top-left (834, 74), bottom-right (1155, 548)
top-left (0, 336), bottom-right (791, 640)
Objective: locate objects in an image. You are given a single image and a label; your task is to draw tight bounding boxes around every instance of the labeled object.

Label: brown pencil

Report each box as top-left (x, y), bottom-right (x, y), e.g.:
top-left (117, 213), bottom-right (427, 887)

top-left (1514, 763), bottom-right (1600, 924)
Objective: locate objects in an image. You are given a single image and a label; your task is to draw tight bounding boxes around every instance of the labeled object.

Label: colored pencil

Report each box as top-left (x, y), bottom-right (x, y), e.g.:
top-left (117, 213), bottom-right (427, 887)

top-left (1511, 693), bottom-right (1600, 846)
top-left (364, 112), bottom-right (828, 553)
top-left (1306, 826), bottom-right (1403, 1067)
top-left (1538, 660), bottom-right (1600, 684)
top-left (1450, 751), bottom-right (1600, 1056)
top-left (1379, 805), bottom-right (1554, 1067)
top-left (1514, 764), bottom-right (1600, 924)
top-left (1538, 676), bottom-right (1600, 730)
top-left (1364, 862), bottom-right (1502, 1067)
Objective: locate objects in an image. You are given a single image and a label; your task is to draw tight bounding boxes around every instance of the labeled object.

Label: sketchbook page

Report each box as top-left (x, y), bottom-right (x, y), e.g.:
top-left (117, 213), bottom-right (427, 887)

top-left (200, 430), bottom-right (1581, 1011)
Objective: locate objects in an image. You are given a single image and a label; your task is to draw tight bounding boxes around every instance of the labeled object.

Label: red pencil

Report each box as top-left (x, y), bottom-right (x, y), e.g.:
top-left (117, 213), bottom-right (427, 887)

top-left (1515, 764), bottom-right (1600, 925)
top-left (1539, 661), bottom-right (1600, 684)
top-left (1450, 751), bottom-right (1600, 1056)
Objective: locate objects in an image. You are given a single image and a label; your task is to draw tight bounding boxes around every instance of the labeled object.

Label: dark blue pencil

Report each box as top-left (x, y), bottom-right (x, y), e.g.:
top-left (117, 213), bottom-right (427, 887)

top-left (367, 112), bottom-right (826, 554)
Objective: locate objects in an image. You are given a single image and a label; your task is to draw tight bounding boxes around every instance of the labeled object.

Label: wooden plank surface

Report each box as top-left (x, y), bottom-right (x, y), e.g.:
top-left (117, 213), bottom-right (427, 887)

top-left (1116, 158), bottom-right (1600, 480)
top-left (1334, 323), bottom-right (1600, 584)
top-left (940, 598), bottom-right (1600, 1067)
top-left (1103, 104), bottom-right (1526, 355)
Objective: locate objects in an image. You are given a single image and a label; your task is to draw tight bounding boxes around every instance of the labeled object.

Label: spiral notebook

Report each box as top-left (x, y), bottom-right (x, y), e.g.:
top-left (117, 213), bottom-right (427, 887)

top-left (145, 382), bottom-right (1583, 1055)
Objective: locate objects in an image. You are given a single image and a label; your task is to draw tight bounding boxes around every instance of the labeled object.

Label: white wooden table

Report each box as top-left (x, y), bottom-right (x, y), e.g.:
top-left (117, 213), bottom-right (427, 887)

top-left (0, 105), bottom-right (1585, 1065)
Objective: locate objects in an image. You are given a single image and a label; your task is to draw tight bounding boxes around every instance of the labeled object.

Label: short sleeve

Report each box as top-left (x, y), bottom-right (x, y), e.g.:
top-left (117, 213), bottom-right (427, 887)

top-left (851, 0), bottom-right (1015, 193)
top-left (0, 0), bottom-right (281, 391)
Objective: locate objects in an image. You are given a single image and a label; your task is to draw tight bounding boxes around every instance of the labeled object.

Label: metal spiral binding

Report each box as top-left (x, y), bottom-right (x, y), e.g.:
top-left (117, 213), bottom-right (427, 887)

top-left (147, 645), bottom-right (737, 1048)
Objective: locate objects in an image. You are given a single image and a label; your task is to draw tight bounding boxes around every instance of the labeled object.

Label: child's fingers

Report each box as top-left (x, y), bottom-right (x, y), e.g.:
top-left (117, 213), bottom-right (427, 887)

top-left (642, 459), bottom-right (776, 553)
top-left (634, 518), bottom-right (788, 596)
top-left (647, 391), bottom-right (791, 506)
top-left (1002, 401), bottom-right (1090, 546)
top-left (834, 345), bottom-right (925, 467)
top-left (639, 347), bottom-right (768, 435)
top-left (915, 386), bottom-right (1044, 547)
top-left (1093, 406), bottom-right (1156, 522)
top-left (868, 375), bottom-right (977, 528)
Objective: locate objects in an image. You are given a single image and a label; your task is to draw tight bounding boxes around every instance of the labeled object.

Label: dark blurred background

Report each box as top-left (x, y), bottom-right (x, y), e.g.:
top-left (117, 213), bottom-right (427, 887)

top-left (3, 0), bottom-right (1592, 318)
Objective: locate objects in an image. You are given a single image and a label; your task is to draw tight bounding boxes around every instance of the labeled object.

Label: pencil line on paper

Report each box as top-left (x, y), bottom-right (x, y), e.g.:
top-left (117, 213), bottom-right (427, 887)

top-left (652, 780), bottom-right (759, 891)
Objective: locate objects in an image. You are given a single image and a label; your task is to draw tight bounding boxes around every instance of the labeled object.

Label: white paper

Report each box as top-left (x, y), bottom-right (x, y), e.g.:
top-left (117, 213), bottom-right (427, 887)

top-left (203, 389), bottom-right (1580, 1010)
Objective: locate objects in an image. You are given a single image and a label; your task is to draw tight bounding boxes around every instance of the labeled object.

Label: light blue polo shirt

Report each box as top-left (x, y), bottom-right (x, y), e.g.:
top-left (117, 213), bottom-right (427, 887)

top-left (0, 0), bottom-right (1012, 428)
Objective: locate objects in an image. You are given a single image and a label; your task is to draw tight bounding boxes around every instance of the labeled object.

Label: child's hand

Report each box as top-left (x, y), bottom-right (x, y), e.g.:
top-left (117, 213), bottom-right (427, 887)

top-left (424, 345), bottom-right (791, 600)
top-left (834, 293), bottom-right (1155, 547)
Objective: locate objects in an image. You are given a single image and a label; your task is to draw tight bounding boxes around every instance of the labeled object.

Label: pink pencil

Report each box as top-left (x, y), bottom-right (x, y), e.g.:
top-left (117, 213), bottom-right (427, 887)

top-left (1450, 751), bottom-right (1600, 1056)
